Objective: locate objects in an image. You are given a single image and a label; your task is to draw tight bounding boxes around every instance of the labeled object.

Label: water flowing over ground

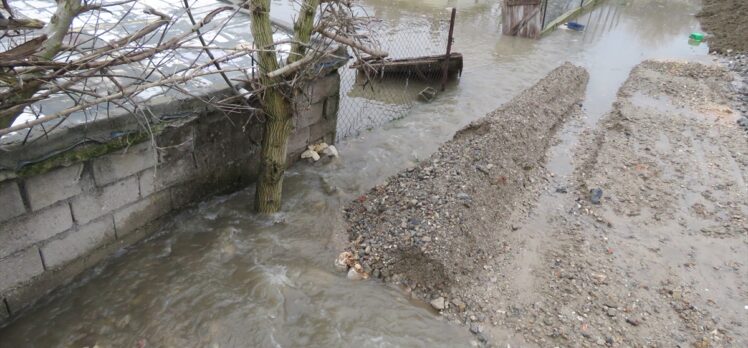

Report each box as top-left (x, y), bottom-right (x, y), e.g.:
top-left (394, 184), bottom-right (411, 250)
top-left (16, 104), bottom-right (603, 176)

top-left (0, 0), bottom-right (711, 346)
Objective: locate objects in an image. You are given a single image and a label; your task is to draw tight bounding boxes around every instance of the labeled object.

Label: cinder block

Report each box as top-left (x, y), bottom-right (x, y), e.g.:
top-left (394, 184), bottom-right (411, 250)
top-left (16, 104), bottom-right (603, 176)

top-left (295, 101), bottom-right (326, 130)
top-left (1, 298), bottom-right (9, 320)
top-left (324, 95), bottom-right (340, 122)
top-left (70, 175), bottom-right (140, 225)
top-left (287, 126), bottom-right (310, 155)
top-left (138, 168), bottom-right (158, 197)
top-left (0, 247), bottom-right (44, 293)
top-left (0, 181), bottom-right (26, 223)
top-left (303, 72), bottom-right (341, 104)
top-left (113, 191), bottom-right (172, 238)
top-left (92, 142), bottom-right (156, 186)
top-left (41, 216), bottom-right (115, 269)
top-left (193, 116), bottom-right (261, 181)
top-left (0, 203), bottom-right (73, 259)
top-left (309, 120), bottom-right (335, 145)
top-left (25, 164), bottom-right (83, 211)
top-left (155, 157), bottom-right (197, 187)
top-left (156, 125), bottom-right (195, 163)
top-left (138, 158), bottom-right (197, 198)
top-left (170, 180), bottom-right (208, 210)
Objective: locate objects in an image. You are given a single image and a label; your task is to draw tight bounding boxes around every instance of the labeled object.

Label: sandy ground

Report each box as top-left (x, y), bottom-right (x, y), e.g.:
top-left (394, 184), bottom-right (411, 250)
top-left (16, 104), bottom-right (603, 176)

top-left (341, 59), bottom-right (747, 347)
top-left (696, 0), bottom-right (748, 54)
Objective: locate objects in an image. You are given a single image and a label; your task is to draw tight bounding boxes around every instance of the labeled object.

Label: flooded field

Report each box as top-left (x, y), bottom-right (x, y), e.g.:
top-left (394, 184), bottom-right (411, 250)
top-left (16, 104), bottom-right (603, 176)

top-left (0, 0), bottom-right (712, 346)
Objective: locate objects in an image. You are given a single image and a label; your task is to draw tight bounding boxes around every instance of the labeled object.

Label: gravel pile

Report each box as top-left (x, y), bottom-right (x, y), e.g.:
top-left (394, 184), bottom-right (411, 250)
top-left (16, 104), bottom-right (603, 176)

top-left (342, 62), bottom-right (588, 331)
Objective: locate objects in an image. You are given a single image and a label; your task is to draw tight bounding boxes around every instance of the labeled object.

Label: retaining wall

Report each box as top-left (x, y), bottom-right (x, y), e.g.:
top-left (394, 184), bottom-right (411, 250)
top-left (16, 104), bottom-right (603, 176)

top-left (0, 71), bottom-right (340, 324)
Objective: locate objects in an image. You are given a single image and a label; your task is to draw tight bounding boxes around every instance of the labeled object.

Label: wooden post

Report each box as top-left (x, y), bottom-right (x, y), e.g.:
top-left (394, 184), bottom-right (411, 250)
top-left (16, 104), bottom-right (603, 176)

top-left (440, 7), bottom-right (456, 91)
top-left (501, 0), bottom-right (543, 39)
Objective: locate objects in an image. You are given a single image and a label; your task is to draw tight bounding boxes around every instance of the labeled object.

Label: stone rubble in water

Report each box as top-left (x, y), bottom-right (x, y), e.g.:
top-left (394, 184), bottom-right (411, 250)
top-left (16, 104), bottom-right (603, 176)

top-left (430, 297), bottom-right (446, 311)
top-left (311, 142), bottom-right (329, 153)
top-left (346, 263), bottom-right (369, 280)
top-left (334, 251), bottom-right (354, 272)
top-left (322, 145), bottom-right (339, 158)
top-left (301, 148), bottom-right (320, 161)
top-left (335, 251), bottom-right (369, 280)
top-left (301, 143), bottom-right (339, 161)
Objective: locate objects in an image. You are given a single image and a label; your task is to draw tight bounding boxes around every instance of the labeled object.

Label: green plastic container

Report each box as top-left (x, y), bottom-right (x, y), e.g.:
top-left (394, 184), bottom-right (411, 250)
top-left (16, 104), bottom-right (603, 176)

top-left (689, 32), bottom-right (704, 42)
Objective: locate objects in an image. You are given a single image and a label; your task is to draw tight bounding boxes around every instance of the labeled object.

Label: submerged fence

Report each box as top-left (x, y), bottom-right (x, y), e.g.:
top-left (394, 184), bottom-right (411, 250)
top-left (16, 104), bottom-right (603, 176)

top-left (541, 0), bottom-right (600, 31)
top-left (502, 0), bottom-right (601, 38)
top-left (335, 10), bottom-right (457, 140)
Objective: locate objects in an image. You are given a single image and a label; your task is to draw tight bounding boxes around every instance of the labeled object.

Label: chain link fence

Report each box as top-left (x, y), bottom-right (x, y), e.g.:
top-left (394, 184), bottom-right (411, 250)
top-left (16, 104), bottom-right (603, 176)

top-left (335, 13), bottom-right (454, 140)
top-left (541, 0), bottom-right (592, 30)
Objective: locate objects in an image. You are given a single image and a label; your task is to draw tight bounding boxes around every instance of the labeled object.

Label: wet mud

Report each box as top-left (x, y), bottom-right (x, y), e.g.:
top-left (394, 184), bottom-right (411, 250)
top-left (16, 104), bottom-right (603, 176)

top-left (343, 60), bottom-right (747, 347)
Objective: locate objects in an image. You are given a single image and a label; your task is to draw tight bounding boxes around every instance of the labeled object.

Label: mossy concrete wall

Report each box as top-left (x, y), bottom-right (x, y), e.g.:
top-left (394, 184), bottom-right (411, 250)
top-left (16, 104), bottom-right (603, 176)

top-left (0, 71), bottom-right (340, 325)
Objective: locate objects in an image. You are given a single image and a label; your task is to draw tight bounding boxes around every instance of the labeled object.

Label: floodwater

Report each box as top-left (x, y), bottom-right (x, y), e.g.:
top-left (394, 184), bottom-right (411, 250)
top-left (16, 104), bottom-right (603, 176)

top-left (0, 0), bottom-right (710, 346)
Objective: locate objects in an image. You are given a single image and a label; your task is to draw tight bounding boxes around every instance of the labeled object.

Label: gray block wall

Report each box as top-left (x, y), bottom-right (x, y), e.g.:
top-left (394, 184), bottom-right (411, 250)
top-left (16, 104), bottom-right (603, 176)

top-left (0, 71), bottom-right (340, 324)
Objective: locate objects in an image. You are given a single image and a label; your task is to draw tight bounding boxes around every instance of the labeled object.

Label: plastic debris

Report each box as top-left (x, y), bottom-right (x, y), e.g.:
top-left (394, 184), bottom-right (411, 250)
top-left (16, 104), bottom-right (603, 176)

top-left (560, 21), bottom-right (585, 31)
top-left (689, 32), bottom-right (704, 42)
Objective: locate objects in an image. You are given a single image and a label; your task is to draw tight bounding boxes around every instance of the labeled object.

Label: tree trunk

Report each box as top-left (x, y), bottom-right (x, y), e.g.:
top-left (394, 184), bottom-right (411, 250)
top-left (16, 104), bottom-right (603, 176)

top-left (250, 0), bottom-right (318, 213)
top-left (288, 0), bottom-right (319, 64)
top-left (254, 99), bottom-right (292, 213)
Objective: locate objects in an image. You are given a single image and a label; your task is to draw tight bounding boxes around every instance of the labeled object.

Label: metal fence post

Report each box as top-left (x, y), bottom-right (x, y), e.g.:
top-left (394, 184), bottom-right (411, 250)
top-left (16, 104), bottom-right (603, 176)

top-left (440, 7), bottom-right (457, 92)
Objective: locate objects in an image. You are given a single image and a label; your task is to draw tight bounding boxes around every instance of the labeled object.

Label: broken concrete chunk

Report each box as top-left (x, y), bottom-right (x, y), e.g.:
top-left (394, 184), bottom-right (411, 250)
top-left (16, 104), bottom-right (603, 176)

top-left (347, 263), bottom-right (369, 280)
top-left (322, 145), bottom-right (339, 158)
top-left (301, 149), bottom-right (320, 161)
top-left (335, 251), bottom-right (354, 271)
top-left (312, 142), bottom-right (329, 153)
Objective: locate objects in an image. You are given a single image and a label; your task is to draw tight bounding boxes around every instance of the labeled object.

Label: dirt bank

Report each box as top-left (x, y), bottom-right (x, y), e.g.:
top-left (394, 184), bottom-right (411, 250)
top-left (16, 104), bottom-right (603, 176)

top-left (567, 60), bottom-right (747, 347)
top-left (696, 0), bottom-right (748, 133)
top-left (696, 0), bottom-right (748, 54)
top-left (343, 62), bottom-right (589, 343)
top-left (341, 60), bottom-right (747, 347)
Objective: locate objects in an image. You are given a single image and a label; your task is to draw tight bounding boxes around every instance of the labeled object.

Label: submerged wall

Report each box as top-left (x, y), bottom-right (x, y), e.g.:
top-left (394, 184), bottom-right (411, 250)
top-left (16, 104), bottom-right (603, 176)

top-left (0, 71), bottom-right (340, 324)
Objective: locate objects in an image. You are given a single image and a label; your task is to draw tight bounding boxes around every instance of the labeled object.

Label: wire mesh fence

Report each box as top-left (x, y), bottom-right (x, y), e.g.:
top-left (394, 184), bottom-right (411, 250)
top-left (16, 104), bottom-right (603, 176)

top-left (541, 0), bottom-right (592, 30)
top-left (335, 11), bottom-right (455, 140)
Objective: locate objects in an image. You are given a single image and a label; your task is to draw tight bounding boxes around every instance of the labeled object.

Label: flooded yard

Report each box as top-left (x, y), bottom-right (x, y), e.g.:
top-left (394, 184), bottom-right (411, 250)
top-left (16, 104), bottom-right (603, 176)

top-left (0, 0), bottom-right (717, 347)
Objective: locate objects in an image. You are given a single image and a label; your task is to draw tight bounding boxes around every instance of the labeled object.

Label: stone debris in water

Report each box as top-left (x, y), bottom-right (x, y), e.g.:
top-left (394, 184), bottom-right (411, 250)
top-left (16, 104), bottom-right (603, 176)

top-left (346, 263), bottom-right (369, 280)
top-left (301, 143), bottom-right (338, 161)
top-left (430, 297), bottom-right (446, 311)
top-left (590, 188), bottom-right (603, 204)
top-left (334, 251), bottom-right (355, 272)
top-left (301, 149), bottom-right (320, 161)
top-left (311, 142), bottom-right (329, 153)
top-left (322, 145), bottom-right (339, 158)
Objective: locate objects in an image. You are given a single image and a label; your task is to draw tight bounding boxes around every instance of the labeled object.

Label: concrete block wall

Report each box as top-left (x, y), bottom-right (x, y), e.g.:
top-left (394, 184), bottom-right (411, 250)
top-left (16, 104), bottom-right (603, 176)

top-left (0, 71), bottom-right (340, 323)
top-left (288, 71), bottom-right (340, 160)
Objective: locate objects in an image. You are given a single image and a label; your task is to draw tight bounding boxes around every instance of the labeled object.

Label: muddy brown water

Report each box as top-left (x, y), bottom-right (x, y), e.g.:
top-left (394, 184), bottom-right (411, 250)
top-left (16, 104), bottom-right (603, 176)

top-left (0, 0), bottom-right (712, 346)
